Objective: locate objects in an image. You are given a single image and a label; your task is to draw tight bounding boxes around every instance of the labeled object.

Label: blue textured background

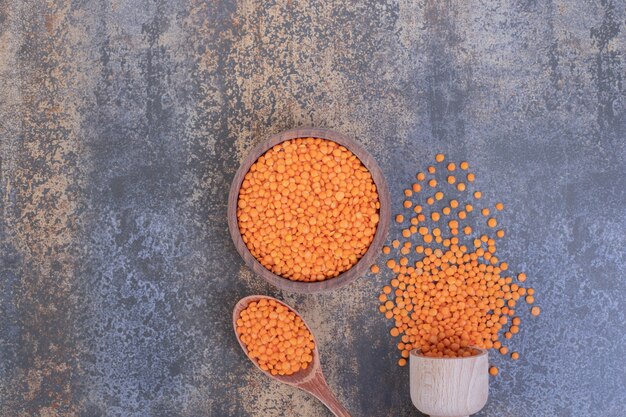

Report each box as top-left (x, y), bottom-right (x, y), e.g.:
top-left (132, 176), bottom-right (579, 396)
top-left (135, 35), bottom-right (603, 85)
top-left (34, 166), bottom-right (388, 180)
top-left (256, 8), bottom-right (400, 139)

top-left (1, 1), bottom-right (625, 416)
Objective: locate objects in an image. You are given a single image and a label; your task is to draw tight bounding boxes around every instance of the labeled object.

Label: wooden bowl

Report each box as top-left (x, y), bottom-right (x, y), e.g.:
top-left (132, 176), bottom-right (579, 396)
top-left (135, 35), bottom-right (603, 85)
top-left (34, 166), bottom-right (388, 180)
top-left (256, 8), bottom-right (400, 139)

top-left (228, 127), bottom-right (390, 293)
top-left (409, 348), bottom-right (489, 417)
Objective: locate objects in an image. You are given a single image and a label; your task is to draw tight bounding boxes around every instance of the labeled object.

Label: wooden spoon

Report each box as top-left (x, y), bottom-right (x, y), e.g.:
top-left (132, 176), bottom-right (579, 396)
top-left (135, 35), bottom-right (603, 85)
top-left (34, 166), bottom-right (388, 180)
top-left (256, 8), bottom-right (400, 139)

top-left (233, 295), bottom-right (352, 417)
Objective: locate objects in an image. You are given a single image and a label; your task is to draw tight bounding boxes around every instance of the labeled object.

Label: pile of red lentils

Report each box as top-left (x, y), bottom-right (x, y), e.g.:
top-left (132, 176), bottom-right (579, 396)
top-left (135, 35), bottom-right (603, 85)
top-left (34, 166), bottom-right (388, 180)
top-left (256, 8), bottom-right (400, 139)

top-left (236, 298), bottom-right (315, 376)
top-left (370, 154), bottom-right (539, 375)
top-left (238, 138), bottom-right (380, 282)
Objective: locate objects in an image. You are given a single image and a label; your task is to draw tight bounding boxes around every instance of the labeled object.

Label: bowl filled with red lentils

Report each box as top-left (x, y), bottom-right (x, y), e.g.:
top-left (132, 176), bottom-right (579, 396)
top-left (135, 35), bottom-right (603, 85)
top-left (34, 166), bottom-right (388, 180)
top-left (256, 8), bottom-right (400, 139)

top-left (228, 127), bottom-right (390, 293)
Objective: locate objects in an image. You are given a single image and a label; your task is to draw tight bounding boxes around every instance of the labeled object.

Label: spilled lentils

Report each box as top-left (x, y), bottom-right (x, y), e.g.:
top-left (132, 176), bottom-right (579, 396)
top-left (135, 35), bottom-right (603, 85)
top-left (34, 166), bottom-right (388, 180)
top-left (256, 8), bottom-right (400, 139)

top-left (372, 153), bottom-right (539, 375)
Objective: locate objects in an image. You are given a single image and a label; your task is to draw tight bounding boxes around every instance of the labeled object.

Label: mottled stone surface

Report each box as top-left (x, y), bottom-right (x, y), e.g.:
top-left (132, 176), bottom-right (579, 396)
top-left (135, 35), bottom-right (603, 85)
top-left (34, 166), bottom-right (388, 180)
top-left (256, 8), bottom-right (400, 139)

top-left (1, 1), bottom-right (625, 416)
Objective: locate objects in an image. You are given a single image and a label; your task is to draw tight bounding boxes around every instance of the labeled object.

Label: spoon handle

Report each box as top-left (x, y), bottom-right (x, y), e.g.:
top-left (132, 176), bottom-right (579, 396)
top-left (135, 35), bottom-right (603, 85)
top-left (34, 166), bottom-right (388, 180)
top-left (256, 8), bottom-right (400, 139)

top-left (300, 371), bottom-right (352, 417)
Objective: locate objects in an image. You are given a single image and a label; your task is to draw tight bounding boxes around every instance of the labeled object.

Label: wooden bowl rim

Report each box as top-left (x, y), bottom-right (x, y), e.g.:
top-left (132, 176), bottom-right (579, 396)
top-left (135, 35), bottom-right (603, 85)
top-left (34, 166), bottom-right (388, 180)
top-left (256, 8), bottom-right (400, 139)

top-left (228, 127), bottom-right (390, 293)
top-left (232, 295), bottom-right (321, 385)
top-left (409, 347), bottom-right (488, 360)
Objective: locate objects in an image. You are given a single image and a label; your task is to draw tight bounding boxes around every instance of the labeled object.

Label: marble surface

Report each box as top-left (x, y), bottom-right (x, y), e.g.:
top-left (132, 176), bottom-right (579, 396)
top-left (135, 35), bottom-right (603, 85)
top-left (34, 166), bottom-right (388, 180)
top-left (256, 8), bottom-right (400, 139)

top-left (1, 1), bottom-right (625, 416)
